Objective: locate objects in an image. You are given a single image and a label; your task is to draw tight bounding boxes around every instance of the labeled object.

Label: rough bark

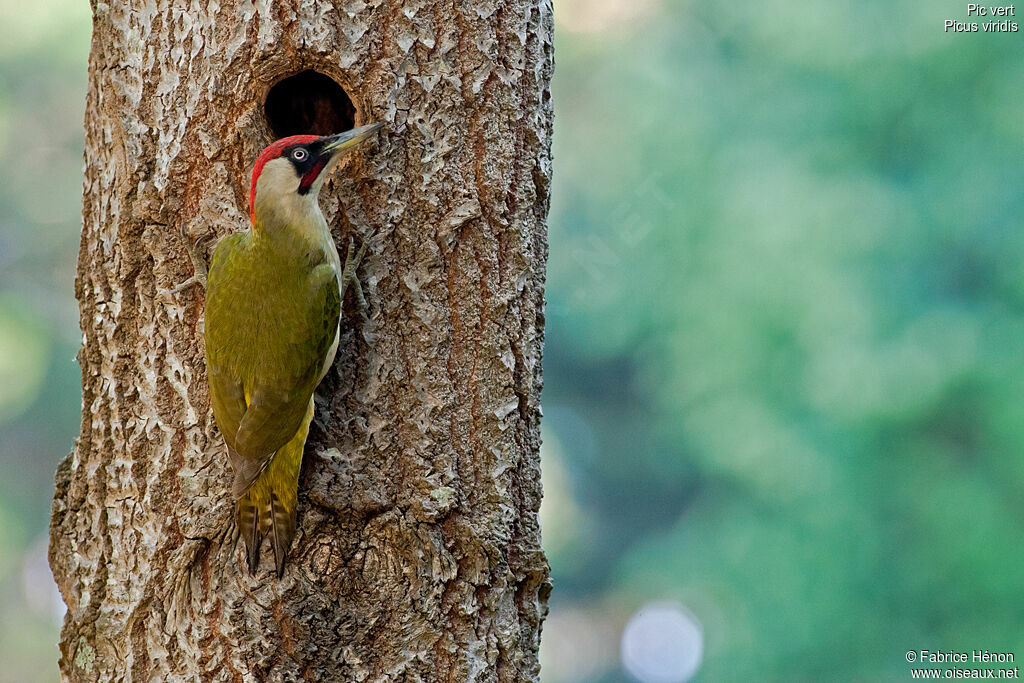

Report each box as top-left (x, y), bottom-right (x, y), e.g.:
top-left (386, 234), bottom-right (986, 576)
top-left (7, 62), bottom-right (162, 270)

top-left (49, 1), bottom-right (552, 680)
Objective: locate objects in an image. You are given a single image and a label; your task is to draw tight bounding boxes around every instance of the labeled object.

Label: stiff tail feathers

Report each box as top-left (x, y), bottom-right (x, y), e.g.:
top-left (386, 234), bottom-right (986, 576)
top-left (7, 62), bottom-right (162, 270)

top-left (236, 487), bottom-right (296, 577)
top-left (230, 398), bottom-right (311, 577)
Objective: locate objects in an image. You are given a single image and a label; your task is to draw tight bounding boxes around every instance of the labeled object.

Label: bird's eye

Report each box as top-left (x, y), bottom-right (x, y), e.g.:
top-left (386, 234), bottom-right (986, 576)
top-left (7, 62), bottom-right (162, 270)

top-left (291, 148), bottom-right (308, 161)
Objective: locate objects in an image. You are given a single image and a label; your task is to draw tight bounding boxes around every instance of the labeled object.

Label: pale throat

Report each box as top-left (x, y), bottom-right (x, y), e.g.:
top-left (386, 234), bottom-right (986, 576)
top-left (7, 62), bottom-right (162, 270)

top-left (251, 158), bottom-right (333, 248)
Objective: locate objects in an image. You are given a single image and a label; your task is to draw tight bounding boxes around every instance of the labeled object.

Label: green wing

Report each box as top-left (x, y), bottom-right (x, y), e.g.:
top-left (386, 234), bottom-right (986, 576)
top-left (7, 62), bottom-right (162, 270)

top-left (205, 233), bottom-right (249, 450)
top-left (205, 235), bottom-right (342, 492)
top-left (232, 261), bottom-right (341, 458)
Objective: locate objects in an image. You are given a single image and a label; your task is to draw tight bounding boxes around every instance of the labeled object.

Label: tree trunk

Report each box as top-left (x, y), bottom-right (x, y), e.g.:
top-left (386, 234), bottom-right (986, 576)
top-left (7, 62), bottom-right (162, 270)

top-left (49, 1), bottom-right (552, 680)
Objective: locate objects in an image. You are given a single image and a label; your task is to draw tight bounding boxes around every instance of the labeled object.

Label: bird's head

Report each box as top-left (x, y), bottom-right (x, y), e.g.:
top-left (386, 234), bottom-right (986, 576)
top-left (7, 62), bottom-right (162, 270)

top-left (249, 122), bottom-right (384, 225)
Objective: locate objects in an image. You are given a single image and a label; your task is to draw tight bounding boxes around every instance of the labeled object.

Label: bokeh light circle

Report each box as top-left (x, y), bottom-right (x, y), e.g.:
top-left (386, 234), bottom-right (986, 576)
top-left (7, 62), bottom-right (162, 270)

top-left (621, 602), bottom-right (703, 683)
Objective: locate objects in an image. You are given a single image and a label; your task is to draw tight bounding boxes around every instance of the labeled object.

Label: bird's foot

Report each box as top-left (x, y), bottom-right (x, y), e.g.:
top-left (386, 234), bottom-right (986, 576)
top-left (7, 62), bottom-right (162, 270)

top-left (163, 234), bottom-right (212, 297)
top-left (341, 237), bottom-right (368, 315)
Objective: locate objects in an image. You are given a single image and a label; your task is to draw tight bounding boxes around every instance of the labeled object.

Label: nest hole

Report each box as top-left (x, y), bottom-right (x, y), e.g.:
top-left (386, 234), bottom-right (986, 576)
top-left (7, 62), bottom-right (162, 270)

top-left (265, 71), bottom-right (356, 138)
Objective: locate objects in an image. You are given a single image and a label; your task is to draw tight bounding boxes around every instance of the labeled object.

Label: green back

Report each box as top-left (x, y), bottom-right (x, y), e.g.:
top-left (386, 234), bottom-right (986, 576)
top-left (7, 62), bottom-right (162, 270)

top-left (204, 229), bottom-right (341, 464)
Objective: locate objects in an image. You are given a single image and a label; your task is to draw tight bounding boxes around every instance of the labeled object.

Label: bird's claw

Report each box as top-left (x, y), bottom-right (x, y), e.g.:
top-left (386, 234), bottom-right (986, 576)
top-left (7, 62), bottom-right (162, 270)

top-left (342, 237), bottom-right (369, 316)
top-left (163, 234), bottom-right (211, 298)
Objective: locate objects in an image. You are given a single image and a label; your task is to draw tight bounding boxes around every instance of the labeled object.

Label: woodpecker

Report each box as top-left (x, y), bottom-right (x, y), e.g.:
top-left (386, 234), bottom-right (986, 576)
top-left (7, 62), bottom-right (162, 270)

top-left (170, 122), bottom-right (383, 576)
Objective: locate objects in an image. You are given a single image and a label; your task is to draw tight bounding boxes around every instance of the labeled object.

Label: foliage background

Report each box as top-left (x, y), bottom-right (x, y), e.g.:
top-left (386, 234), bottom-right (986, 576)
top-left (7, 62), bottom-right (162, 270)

top-left (1, 0), bottom-right (1022, 680)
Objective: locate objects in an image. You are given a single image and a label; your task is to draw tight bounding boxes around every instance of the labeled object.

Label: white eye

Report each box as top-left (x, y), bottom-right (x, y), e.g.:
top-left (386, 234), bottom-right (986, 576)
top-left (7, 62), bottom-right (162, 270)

top-left (292, 148), bottom-right (308, 161)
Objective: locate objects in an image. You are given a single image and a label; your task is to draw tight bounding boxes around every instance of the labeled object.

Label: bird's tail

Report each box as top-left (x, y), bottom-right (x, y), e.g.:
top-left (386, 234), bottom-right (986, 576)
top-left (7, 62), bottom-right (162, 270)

top-left (234, 398), bottom-right (313, 577)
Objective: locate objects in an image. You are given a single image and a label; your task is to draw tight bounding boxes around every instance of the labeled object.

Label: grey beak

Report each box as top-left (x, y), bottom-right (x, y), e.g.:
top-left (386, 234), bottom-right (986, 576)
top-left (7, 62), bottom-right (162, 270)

top-left (322, 122), bottom-right (385, 154)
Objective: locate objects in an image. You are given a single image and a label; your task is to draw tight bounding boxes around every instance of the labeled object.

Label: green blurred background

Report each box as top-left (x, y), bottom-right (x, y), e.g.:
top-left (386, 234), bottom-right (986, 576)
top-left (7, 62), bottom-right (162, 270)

top-left (2, 0), bottom-right (1023, 680)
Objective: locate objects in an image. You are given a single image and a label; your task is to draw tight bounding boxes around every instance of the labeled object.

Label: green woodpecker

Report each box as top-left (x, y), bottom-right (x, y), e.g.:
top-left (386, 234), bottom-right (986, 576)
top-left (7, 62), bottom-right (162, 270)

top-left (174, 123), bottom-right (383, 576)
